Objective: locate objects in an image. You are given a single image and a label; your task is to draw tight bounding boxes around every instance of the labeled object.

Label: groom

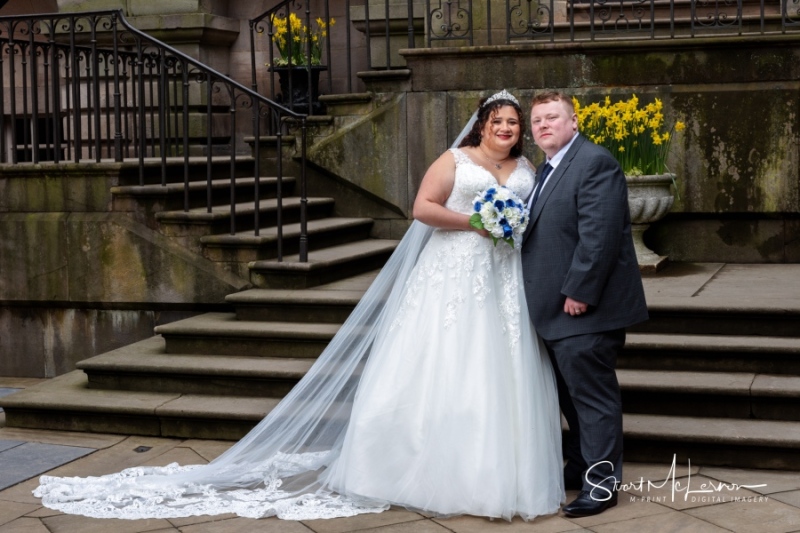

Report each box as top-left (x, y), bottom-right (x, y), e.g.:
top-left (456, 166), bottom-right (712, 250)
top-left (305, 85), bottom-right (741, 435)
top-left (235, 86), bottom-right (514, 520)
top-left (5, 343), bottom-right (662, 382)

top-left (521, 91), bottom-right (648, 517)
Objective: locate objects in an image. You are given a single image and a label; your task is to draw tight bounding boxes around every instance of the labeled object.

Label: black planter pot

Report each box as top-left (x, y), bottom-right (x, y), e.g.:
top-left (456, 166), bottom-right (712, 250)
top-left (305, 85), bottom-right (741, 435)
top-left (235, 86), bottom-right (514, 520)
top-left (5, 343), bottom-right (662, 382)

top-left (269, 65), bottom-right (326, 114)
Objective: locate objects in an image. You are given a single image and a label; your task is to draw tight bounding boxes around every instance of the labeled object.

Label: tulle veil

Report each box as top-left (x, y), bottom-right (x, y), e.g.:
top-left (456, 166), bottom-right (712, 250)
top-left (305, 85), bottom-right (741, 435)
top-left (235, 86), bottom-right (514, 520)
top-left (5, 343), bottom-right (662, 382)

top-left (33, 112), bottom-right (483, 520)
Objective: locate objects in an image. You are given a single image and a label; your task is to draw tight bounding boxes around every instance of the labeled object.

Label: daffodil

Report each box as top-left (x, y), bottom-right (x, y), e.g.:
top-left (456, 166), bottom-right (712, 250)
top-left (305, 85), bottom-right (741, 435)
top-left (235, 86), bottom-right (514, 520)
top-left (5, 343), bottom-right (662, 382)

top-left (573, 94), bottom-right (684, 176)
top-left (267, 13), bottom-right (335, 66)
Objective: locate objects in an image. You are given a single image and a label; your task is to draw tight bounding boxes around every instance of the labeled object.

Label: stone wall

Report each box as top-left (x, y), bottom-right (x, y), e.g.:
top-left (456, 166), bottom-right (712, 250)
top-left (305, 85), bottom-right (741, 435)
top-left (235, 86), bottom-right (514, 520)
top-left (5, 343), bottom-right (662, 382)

top-left (388, 37), bottom-right (800, 262)
top-left (0, 163), bottom-right (248, 377)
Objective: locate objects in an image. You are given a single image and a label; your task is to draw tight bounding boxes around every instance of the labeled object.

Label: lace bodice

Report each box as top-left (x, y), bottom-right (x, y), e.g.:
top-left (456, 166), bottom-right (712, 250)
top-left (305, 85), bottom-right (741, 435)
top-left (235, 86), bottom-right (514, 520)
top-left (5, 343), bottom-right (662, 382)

top-left (445, 148), bottom-right (534, 215)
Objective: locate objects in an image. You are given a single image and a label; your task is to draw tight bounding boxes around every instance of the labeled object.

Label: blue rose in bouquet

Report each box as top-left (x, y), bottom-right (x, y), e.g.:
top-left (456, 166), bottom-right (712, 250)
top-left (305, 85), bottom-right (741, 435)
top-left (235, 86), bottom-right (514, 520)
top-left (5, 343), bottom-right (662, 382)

top-left (469, 186), bottom-right (530, 249)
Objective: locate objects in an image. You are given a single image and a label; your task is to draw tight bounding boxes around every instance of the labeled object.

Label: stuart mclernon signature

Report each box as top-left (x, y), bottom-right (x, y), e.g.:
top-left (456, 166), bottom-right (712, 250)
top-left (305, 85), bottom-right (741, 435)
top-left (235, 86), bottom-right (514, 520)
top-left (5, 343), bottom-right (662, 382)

top-left (583, 455), bottom-right (770, 504)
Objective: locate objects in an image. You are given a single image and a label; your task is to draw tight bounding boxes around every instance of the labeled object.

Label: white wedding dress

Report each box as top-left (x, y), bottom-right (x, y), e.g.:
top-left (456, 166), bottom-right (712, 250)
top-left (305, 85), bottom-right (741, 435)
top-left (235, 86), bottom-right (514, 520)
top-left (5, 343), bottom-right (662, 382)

top-left (33, 148), bottom-right (564, 522)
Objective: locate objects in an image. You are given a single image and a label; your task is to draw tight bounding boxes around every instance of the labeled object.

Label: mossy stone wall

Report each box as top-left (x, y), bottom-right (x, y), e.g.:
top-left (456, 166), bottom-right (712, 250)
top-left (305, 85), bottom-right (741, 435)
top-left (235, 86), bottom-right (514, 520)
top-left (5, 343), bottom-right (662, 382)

top-left (393, 37), bottom-right (800, 262)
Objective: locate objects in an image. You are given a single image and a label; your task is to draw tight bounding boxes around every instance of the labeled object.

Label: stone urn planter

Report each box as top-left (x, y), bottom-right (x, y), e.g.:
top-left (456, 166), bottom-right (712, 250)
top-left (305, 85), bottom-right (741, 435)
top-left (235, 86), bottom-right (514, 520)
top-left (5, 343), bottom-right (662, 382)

top-left (269, 65), bottom-right (327, 114)
top-left (626, 174), bottom-right (675, 274)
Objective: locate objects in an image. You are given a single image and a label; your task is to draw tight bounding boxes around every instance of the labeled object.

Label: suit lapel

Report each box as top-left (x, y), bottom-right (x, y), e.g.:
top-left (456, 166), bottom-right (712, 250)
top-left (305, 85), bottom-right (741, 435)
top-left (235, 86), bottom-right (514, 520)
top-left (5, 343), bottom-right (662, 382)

top-left (522, 134), bottom-right (587, 246)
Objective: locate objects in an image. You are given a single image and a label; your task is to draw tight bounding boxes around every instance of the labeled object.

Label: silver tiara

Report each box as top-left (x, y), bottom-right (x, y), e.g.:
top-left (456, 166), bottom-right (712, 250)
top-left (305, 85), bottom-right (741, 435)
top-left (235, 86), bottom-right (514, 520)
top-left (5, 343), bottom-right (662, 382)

top-left (483, 89), bottom-right (520, 108)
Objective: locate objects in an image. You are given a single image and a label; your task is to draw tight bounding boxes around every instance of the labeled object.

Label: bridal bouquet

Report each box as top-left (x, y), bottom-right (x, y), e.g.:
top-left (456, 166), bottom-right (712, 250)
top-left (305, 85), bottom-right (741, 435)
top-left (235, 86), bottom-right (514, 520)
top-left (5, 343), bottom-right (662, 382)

top-left (469, 186), bottom-right (530, 249)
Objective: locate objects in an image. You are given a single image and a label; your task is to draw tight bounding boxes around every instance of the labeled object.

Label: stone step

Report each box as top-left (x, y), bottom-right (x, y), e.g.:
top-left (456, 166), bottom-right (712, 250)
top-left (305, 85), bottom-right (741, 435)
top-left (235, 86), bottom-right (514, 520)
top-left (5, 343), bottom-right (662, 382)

top-left (154, 312), bottom-right (340, 358)
top-left (621, 333), bottom-right (800, 374)
top-left (76, 336), bottom-right (314, 397)
top-left (632, 297), bottom-right (800, 337)
top-left (622, 413), bottom-right (800, 470)
top-left (618, 369), bottom-right (800, 421)
top-left (199, 217), bottom-right (375, 263)
top-left (227, 287), bottom-right (364, 323)
top-left (117, 156), bottom-right (254, 186)
top-left (111, 176), bottom-right (297, 213)
top-left (0, 371), bottom-right (273, 440)
top-left (154, 196), bottom-right (335, 237)
top-left (248, 239), bottom-right (400, 289)
top-left (5, 373), bottom-right (800, 467)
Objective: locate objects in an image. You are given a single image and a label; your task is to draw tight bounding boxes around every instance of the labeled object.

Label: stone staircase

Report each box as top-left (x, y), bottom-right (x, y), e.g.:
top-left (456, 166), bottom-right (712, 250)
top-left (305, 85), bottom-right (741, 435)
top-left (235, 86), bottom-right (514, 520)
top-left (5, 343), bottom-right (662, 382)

top-left (0, 273), bottom-right (373, 440)
top-left (620, 273), bottom-right (800, 470)
top-left (0, 92), bottom-right (403, 438)
top-left (4, 263), bottom-right (800, 470)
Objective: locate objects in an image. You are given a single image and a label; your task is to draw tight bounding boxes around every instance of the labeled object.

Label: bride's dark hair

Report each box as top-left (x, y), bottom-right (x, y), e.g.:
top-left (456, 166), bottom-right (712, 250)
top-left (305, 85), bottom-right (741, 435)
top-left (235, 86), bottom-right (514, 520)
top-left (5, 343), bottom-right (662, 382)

top-left (458, 97), bottom-right (524, 158)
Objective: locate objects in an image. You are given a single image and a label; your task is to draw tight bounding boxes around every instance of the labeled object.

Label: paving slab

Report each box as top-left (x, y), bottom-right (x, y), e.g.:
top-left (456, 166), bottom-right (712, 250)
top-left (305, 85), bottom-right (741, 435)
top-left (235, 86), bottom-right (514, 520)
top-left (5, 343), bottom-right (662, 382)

top-left (178, 516), bottom-right (315, 532)
top-left (0, 379), bottom-right (46, 389)
top-left (686, 497), bottom-right (800, 533)
top-left (696, 264), bottom-right (800, 301)
top-left (590, 507), bottom-right (731, 532)
top-left (0, 501), bottom-right (41, 528)
top-left (769, 490), bottom-right (800, 509)
top-left (434, 513), bottom-right (579, 532)
top-left (0, 429), bottom-right (125, 450)
top-left (37, 436), bottom-right (183, 479)
top-left (176, 440), bottom-right (233, 463)
top-left (302, 509), bottom-right (424, 533)
top-left (166, 513), bottom-right (238, 528)
top-left (0, 517), bottom-right (51, 533)
top-left (336, 519), bottom-right (449, 533)
top-left (699, 466), bottom-right (800, 495)
top-left (138, 446), bottom-right (208, 468)
top-left (642, 262), bottom-right (724, 299)
top-left (0, 475), bottom-right (50, 505)
top-left (41, 514), bottom-right (174, 533)
top-left (0, 440), bottom-right (24, 453)
top-left (0, 442), bottom-right (94, 491)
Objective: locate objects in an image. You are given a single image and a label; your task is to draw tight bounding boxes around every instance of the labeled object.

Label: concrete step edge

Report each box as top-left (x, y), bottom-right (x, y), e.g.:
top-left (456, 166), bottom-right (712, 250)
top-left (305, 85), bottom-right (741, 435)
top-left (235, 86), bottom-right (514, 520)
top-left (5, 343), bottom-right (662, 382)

top-left (79, 350), bottom-right (314, 378)
top-left (154, 197), bottom-right (334, 222)
top-left (111, 176), bottom-right (294, 196)
top-left (249, 239), bottom-right (400, 272)
top-left (623, 413), bottom-right (800, 447)
top-left (153, 312), bottom-right (340, 339)
top-left (225, 288), bottom-right (365, 306)
top-left (626, 332), bottom-right (800, 353)
top-left (618, 369), bottom-right (800, 398)
top-left (199, 217), bottom-right (373, 247)
top-left (646, 296), bottom-right (800, 315)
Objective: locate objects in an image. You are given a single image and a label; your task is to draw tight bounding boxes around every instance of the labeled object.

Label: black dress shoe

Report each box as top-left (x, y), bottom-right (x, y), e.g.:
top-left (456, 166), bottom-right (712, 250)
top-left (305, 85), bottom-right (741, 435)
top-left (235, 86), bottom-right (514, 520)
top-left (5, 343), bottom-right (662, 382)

top-left (563, 490), bottom-right (618, 518)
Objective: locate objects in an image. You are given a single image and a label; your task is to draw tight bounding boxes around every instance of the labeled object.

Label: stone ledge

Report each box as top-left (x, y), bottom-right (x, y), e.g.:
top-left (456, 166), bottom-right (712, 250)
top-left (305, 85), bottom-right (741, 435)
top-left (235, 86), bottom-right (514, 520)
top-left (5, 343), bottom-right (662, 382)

top-left (624, 413), bottom-right (800, 447)
top-left (154, 312), bottom-right (340, 340)
top-left (626, 333), bottom-right (800, 354)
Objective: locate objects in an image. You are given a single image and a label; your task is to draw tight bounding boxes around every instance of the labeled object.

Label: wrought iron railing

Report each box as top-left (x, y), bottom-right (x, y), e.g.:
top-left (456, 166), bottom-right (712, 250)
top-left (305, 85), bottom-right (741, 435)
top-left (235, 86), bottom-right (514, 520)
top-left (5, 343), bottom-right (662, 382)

top-left (0, 10), bottom-right (310, 262)
top-left (250, 0), bottom-right (800, 102)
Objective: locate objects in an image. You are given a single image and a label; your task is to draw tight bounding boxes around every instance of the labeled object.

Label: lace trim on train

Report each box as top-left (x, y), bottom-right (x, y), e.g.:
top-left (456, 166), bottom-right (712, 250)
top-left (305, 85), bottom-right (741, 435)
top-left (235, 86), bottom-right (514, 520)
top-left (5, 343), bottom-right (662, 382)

top-left (34, 452), bottom-right (388, 520)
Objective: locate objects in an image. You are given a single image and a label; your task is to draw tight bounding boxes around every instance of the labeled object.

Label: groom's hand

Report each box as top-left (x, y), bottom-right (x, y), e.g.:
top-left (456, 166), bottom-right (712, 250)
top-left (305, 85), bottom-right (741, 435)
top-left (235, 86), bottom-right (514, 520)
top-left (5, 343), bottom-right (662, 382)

top-left (564, 297), bottom-right (588, 316)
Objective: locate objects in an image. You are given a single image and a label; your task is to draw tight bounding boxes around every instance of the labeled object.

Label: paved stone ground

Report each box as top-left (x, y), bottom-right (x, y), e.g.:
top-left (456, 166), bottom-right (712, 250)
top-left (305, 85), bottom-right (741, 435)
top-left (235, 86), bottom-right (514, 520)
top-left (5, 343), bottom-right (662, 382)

top-left (2, 263), bottom-right (800, 532)
top-left (1, 421), bottom-right (799, 533)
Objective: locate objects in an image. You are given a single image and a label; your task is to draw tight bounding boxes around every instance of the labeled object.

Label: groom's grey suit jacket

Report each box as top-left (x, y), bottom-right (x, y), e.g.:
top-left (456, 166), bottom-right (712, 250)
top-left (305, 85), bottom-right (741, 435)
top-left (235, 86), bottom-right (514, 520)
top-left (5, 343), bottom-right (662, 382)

top-left (521, 133), bottom-right (648, 341)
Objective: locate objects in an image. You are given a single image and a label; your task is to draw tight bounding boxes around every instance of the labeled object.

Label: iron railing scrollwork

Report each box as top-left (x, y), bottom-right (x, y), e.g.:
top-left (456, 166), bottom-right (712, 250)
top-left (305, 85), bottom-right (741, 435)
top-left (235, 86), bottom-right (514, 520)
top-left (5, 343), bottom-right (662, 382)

top-left (0, 10), bottom-right (310, 262)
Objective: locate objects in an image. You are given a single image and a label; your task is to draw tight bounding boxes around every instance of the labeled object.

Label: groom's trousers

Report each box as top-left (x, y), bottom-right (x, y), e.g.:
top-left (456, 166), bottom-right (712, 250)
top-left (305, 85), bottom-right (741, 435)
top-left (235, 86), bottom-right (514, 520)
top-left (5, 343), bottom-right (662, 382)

top-left (543, 328), bottom-right (625, 498)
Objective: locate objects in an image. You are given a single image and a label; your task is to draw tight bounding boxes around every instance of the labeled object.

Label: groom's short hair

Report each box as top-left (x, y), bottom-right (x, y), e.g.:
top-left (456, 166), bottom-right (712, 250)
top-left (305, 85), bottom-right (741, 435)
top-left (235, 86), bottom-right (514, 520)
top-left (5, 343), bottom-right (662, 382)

top-left (531, 91), bottom-right (575, 114)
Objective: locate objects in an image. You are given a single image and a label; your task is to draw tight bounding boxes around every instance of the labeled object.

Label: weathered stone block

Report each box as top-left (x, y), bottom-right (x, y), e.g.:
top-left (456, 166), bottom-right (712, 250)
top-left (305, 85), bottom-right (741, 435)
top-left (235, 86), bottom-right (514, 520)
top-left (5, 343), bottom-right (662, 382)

top-left (308, 93), bottom-right (410, 215)
top-left (0, 213), bottom-right (70, 301)
top-left (647, 217), bottom-right (787, 263)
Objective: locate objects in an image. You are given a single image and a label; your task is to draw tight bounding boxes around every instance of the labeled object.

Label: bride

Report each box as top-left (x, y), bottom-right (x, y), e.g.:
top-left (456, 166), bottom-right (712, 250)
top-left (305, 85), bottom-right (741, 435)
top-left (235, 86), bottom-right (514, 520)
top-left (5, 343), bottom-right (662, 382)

top-left (34, 90), bottom-right (565, 522)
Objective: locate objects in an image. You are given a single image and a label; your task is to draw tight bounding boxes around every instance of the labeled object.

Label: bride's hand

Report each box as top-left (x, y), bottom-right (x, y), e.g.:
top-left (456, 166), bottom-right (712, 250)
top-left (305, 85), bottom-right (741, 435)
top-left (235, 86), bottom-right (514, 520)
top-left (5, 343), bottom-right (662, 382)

top-left (473, 227), bottom-right (490, 238)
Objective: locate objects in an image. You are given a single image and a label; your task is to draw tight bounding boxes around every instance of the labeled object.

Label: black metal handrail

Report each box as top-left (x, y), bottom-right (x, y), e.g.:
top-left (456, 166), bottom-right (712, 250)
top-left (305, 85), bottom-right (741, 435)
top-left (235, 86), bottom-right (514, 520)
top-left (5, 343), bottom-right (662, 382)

top-left (0, 9), bottom-right (311, 262)
top-left (250, 0), bottom-right (419, 112)
top-left (249, 0), bottom-right (800, 97)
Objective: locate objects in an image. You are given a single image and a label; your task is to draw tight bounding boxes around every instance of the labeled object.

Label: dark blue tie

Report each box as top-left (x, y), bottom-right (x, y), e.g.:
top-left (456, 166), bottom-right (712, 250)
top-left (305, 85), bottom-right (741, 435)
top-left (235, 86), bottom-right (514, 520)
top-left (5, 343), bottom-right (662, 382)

top-left (530, 162), bottom-right (553, 209)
